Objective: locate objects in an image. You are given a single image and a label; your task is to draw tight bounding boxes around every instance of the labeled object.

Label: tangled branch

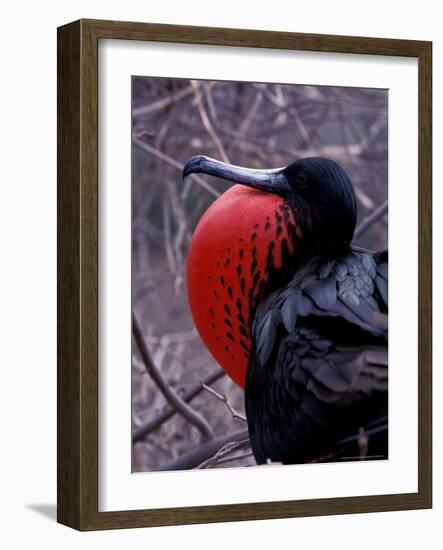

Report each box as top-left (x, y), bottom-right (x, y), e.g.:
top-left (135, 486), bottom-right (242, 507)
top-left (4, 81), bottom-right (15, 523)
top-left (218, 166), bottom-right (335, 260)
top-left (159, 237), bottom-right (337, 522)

top-left (133, 312), bottom-right (214, 442)
top-left (133, 369), bottom-right (225, 442)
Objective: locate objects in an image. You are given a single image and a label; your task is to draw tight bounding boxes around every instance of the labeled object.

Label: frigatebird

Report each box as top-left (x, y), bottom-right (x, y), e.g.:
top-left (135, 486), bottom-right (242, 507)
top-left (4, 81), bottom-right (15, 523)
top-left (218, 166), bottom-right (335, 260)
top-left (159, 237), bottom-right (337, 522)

top-left (183, 155), bottom-right (388, 464)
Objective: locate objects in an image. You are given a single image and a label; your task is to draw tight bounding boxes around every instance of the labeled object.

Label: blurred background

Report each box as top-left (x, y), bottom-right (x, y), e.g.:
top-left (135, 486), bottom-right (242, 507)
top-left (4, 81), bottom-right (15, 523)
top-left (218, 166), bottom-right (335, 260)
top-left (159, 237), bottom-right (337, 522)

top-left (131, 77), bottom-right (388, 472)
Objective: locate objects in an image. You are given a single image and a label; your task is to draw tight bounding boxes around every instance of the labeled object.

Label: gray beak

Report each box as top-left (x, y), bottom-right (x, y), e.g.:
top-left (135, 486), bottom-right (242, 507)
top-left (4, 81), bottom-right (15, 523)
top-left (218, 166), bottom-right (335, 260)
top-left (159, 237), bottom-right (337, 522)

top-left (183, 155), bottom-right (290, 195)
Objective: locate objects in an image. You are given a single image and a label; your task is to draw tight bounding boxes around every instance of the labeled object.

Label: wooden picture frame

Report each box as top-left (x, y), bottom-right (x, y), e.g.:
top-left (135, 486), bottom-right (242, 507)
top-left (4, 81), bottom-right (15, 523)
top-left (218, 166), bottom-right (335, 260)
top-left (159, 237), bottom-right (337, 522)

top-left (57, 19), bottom-right (432, 530)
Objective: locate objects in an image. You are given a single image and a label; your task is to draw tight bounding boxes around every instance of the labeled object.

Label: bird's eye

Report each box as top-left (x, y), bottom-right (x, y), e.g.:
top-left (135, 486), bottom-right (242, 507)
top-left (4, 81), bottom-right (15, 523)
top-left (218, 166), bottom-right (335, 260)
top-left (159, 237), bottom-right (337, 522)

top-left (295, 171), bottom-right (309, 189)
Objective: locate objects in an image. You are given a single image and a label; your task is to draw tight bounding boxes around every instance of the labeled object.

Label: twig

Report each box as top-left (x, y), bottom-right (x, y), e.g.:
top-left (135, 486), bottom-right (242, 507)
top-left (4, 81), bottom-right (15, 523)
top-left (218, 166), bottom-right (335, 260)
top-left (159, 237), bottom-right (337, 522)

top-left (164, 177), bottom-right (191, 291)
top-left (196, 438), bottom-right (251, 469)
top-left (200, 382), bottom-right (247, 422)
top-left (354, 200), bottom-right (388, 239)
top-left (308, 448), bottom-right (344, 463)
top-left (140, 328), bottom-right (199, 345)
top-left (132, 312), bottom-right (215, 442)
top-left (133, 133), bottom-right (220, 198)
top-left (358, 112), bottom-right (388, 154)
top-left (354, 187), bottom-right (375, 210)
top-left (238, 89), bottom-right (264, 135)
top-left (202, 83), bottom-right (222, 128)
top-left (213, 451), bottom-right (254, 466)
top-left (132, 85), bottom-right (194, 117)
top-left (191, 81), bottom-right (230, 163)
top-left (155, 429), bottom-right (249, 471)
top-left (162, 195), bottom-right (176, 274)
top-left (302, 103), bottom-right (330, 147)
top-left (155, 101), bottom-right (181, 150)
top-left (335, 420), bottom-right (388, 446)
top-left (253, 83), bottom-right (284, 107)
top-left (133, 369), bottom-right (225, 442)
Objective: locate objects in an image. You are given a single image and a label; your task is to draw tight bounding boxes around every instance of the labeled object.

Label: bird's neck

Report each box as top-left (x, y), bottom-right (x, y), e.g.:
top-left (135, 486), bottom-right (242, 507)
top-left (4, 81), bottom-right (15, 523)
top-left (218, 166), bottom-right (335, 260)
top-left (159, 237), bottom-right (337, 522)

top-left (286, 200), bottom-right (352, 264)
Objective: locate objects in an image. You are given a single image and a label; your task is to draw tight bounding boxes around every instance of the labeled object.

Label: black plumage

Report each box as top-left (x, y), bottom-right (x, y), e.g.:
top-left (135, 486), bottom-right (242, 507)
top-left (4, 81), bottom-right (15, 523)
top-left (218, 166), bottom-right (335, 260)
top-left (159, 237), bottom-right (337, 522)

top-left (246, 248), bottom-right (388, 464)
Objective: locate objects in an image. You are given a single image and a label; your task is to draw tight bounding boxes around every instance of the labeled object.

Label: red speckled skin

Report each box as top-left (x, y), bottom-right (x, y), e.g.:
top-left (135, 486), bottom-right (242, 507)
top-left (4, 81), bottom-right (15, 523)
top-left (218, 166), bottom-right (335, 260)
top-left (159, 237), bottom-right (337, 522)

top-left (187, 185), bottom-right (296, 387)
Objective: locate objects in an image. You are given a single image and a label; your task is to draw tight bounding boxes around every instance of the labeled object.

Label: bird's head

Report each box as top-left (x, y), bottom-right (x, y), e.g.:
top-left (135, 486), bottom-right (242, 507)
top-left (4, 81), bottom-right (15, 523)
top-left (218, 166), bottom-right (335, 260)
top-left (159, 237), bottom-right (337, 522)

top-left (184, 155), bottom-right (357, 258)
top-left (183, 155), bottom-right (357, 387)
top-left (281, 157), bottom-right (357, 256)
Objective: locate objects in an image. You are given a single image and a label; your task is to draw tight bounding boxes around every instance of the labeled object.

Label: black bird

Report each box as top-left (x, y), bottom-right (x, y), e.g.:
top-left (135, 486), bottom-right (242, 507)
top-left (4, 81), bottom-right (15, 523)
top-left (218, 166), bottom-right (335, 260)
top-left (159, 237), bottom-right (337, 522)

top-left (184, 155), bottom-right (388, 464)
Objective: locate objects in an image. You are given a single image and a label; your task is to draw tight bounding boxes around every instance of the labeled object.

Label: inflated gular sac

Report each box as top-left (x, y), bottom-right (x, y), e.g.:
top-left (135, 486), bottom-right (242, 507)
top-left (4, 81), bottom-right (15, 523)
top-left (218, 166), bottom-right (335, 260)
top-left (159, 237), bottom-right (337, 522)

top-left (187, 185), bottom-right (297, 387)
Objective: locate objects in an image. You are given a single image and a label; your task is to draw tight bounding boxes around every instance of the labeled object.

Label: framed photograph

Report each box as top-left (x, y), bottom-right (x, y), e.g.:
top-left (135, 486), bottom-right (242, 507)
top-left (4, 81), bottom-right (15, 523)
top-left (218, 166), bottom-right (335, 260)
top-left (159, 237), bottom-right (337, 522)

top-left (57, 19), bottom-right (432, 530)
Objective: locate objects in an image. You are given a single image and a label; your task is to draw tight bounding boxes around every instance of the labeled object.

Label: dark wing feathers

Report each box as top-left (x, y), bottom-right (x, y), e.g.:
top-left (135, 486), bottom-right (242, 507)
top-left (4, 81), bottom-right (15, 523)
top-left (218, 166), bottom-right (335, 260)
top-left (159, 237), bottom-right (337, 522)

top-left (291, 338), bottom-right (387, 405)
top-left (281, 291), bottom-right (298, 333)
top-left (304, 277), bottom-right (337, 309)
top-left (254, 248), bottom-right (388, 368)
top-left (247, 248), bottom-right (388, 463)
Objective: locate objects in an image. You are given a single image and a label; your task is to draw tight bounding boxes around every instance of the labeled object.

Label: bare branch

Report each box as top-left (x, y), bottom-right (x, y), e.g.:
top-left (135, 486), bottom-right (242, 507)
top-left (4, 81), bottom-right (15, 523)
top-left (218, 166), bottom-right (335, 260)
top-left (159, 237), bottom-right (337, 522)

top-left (162, 195), bottom-right (176, 274)
top-left (133, 133), bottom-right (220, 199)
top-left (214, 452), bottom-right (254, 466)
top-left (200, 382), bottom-right (247, 422)
top-left (308, 449), bottom-right (344, 463)
top-left (133, 369), bottom-right (225, 442)
top-left (132, 312), bottom-right (215, 441)
top-left (238, 89), bottom-right (264, 135)
top-left (354, 200), bottom-right (388, 240)
top-left (191, 80), bottom-right (230, 163)
top-left (335, 416), bottom-right (388, 445)
top-left (133, 85), bottom-right (194, 117)
top-left (155, 429), bottom-right (249, 471)
top-left (354, 187), bottom-right (375, 210)
top-left (195, 438), bottom-right (251, 469)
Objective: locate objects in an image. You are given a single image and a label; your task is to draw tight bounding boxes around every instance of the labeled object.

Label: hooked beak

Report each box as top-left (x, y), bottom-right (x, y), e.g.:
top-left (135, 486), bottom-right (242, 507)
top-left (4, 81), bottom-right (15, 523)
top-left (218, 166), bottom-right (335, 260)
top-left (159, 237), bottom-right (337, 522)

top-left (183, 155), bottom-right (290, 196)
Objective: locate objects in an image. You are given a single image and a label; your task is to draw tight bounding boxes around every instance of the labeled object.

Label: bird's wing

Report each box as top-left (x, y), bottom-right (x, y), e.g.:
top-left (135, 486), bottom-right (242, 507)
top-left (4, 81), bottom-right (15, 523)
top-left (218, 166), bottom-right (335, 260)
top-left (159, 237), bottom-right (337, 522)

top-left (247, 249), bottom-right (388, 463)
top-left (253, 248), bottom-right (388, 368)
top-left (279, 330), bottom-right (388, 409)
